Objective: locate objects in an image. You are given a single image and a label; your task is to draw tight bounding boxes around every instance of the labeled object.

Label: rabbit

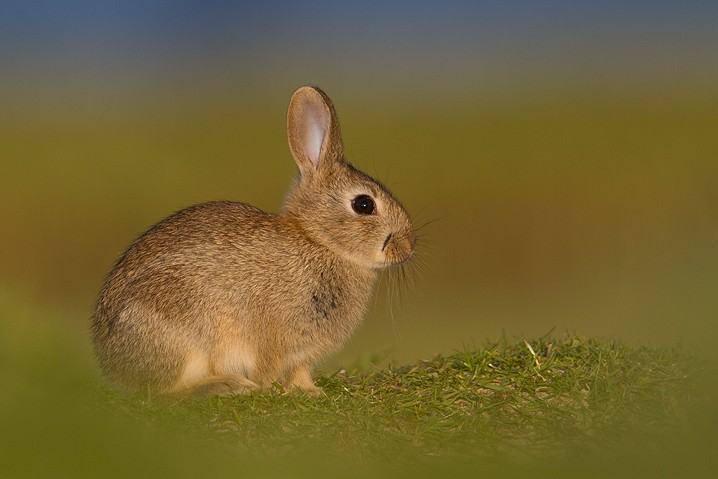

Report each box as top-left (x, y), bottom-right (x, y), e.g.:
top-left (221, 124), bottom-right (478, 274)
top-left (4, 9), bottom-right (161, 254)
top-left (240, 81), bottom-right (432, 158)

top-left (92, 86), bottom-right (415, 397)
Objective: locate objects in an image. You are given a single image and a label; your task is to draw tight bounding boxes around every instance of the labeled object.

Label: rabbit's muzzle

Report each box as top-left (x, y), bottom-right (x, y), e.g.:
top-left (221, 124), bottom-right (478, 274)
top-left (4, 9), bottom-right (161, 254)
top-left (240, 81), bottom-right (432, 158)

top-left (383, 229), bottom-right (415, 265)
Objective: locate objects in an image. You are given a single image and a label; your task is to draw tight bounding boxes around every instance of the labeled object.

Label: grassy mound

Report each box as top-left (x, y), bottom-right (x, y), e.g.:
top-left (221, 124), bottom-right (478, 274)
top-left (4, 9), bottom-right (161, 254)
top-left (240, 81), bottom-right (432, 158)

top-left (0, 292), bottom-right (710, 478)
top-left (96, 335), bottom-right (699, 472)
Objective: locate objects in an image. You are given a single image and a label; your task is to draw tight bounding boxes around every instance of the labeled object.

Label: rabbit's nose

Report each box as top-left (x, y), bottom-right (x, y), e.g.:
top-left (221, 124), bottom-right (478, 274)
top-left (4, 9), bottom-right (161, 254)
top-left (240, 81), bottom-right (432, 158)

top-left (403, 235), bottom-right (415, 254)
top-left (382, 230), bottom-right (415, 263)
top-left (396, 230), bottom-right (415, 258)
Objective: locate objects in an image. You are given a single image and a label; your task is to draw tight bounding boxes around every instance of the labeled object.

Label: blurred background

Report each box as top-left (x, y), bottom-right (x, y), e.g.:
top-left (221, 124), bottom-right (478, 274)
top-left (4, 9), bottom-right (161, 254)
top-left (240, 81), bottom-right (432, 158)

top-left (1, 0), bottom-right (717, 373)
top-left (1, 1), bottom-right (717, 476)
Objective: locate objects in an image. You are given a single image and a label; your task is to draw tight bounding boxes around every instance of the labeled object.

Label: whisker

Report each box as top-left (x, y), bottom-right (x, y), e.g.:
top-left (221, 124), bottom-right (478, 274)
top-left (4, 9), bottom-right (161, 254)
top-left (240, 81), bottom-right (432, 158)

top-left (374, 265), bottom-right (387, 311)
top-left (409, 205), bottom-right (435, 222)
top-left (387, 264), bottom-right (403, 343)
top-left (404, 262), bottom-right (418, 293)
top-left (414, 216), bottom-right (444, 232)
top-left (414, 234), bottom-right (438, 248)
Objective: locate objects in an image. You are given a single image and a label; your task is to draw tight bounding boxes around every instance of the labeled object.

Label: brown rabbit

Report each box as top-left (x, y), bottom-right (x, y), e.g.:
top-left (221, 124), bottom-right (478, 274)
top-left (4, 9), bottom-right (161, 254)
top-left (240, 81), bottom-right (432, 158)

top-left (92, 86), bottom-right (415, 397)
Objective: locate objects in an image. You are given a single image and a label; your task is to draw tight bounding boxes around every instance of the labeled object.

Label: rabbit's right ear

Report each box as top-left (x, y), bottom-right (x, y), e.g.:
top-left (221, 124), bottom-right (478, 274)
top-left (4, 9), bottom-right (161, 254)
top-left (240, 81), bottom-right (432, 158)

top-left (287, 86), bottom-right (344, 177)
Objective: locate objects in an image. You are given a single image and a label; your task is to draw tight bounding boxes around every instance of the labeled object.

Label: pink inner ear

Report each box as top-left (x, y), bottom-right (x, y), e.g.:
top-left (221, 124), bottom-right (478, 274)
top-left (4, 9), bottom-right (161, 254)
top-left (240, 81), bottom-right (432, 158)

top-left (303, 102), bottom-right (328, 167)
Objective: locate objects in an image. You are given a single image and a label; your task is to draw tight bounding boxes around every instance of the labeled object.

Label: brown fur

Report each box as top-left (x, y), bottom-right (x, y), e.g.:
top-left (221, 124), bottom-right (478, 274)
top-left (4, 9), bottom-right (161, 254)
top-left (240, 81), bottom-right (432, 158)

top-left (92, 86), bottom-right (415, 396)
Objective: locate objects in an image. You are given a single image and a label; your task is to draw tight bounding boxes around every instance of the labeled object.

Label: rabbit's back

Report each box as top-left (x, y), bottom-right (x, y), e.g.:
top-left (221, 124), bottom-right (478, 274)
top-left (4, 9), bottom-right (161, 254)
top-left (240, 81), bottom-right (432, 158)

top-left (96, 201), bottom-right (273, 332)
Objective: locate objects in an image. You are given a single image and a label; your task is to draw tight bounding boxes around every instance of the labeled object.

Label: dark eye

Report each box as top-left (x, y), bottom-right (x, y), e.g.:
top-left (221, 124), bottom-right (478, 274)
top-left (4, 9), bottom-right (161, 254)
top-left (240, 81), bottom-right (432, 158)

top-left (351, 194), bottom-right (375, 215)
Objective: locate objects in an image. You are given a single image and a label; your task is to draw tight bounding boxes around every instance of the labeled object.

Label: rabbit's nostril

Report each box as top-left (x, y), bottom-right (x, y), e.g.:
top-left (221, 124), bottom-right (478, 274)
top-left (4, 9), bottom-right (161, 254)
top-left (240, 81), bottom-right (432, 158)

top-left (382, 233), bottom-right (393, 251)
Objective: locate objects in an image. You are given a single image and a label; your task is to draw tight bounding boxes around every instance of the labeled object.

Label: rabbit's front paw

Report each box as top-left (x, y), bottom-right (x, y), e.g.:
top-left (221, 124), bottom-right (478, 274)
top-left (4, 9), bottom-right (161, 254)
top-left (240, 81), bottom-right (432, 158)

top-left (287, 367), bottom-right (323, 396)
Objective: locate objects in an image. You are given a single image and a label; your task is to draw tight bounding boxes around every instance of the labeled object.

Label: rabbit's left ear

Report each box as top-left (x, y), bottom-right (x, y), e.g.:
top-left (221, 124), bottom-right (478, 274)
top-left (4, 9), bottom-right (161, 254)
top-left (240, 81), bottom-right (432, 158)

top-left (287, 86), bottom-right (344, 176)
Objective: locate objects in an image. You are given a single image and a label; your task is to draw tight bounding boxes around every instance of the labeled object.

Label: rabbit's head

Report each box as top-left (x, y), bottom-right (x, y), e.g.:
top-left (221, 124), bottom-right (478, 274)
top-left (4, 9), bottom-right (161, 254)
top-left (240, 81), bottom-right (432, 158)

top-left (283, 86), bottom-right (415, 269)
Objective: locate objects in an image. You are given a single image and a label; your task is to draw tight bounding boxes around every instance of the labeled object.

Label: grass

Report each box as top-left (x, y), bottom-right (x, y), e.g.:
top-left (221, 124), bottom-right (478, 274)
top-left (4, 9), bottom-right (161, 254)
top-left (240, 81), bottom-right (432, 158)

top-left (0, 290), bottom-right (713, 478)
top-left (92, 334), bottom-right (700, 476)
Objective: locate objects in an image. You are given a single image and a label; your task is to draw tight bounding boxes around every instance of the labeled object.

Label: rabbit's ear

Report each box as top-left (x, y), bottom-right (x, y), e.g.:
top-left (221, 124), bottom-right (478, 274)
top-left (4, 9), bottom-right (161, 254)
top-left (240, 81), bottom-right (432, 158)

top-left (287, 86), bottom-right (344, 176)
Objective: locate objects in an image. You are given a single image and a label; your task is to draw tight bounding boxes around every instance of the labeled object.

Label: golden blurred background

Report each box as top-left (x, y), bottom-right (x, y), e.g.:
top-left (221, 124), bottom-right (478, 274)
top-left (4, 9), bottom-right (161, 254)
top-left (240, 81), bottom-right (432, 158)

top-left (1, 1), bottom-right (717, 373)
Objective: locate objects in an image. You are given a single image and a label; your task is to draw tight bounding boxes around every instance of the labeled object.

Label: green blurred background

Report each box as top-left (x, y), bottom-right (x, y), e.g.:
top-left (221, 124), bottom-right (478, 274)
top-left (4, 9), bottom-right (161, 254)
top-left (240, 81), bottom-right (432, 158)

top-left (1, 1), bottom-right (717, 476)
top-left (2, 1), bottom-right (716, 366)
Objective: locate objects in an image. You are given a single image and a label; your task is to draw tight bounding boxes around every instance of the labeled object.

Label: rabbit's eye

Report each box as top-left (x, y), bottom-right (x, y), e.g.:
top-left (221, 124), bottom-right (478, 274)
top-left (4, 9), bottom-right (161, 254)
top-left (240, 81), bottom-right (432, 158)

top-left (352, 195), bottom-right (375, 215)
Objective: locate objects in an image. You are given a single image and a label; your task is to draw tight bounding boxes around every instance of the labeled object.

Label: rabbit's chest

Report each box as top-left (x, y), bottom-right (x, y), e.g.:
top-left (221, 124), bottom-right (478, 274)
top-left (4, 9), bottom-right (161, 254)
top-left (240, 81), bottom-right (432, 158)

top-left (308, 287), bottom-right (342, 325)
top-left (301, 274), bottom-right (373, 338)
